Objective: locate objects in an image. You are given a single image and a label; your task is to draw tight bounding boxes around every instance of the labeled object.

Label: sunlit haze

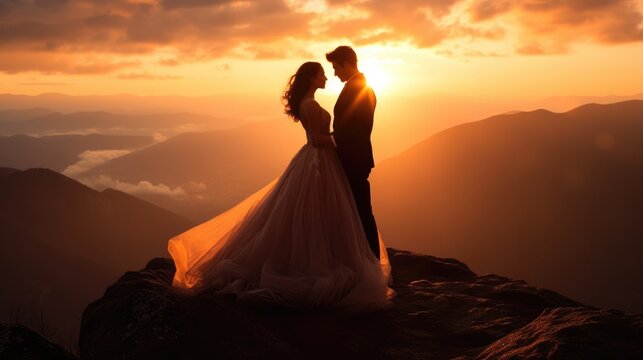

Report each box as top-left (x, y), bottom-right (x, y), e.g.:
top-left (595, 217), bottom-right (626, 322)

top-left (1, 0), bottom-right (643, 157)
top-left (3, 2), bottom-right (643, 345)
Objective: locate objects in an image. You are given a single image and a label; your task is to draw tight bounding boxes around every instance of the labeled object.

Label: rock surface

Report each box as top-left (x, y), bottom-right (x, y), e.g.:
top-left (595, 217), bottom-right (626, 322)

top-left (77, 248), bottom-right (643, 359)
top-left (475, 307), bottom-right (643, 360)
top-left (0, 323), bottom-right (75, 360)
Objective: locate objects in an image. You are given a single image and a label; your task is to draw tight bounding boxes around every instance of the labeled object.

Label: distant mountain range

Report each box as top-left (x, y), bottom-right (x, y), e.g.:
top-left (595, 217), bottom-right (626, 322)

top-left (0, 133), bottom-right (153, 172)
top-left (0, 168), bottom-right (194, 343)
top-left (372, 100), bottom-right (643, 313)
top-left (81, 119), bottom-right (306, 221)
top-left (3, 92), bottom-right (643, 162)
top-left (0, 109), bottom-right (244, 137)
top-left (0, 93), bottom-right (281, 120)
top-left (0, 108), bottom-right (53, 122)
top-left (529, 93), bottom-right (643, 112)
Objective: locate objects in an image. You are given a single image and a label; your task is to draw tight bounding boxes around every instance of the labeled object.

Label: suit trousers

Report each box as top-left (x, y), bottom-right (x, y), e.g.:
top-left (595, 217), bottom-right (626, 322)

top-left (344, 168), bottom-right (380, 260)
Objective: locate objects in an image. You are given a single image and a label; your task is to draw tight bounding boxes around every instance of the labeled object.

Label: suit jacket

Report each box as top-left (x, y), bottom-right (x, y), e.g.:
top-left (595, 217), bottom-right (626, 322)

top-left (333, 73), bottom-right (376, 173)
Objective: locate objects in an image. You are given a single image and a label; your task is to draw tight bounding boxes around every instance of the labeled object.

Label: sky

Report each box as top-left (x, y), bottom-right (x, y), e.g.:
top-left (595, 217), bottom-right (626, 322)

top-left (1, 0), bottom-right (643, 158)
top-left (1, 0), bottom-right (642, 97)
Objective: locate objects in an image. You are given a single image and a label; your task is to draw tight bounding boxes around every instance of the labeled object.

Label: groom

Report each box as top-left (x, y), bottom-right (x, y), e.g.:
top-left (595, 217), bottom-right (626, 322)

top-left (323, 45), bottom-right (380, 260)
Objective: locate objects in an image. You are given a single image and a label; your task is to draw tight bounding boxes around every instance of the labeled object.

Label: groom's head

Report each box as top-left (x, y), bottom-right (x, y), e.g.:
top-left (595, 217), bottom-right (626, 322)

top-left (326, 46), bottom-right (358, 82)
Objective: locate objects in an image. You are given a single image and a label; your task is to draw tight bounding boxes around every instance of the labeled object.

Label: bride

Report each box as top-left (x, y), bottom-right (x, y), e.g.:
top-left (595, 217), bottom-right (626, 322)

top-left (168, 61), bottom-right (394, 312)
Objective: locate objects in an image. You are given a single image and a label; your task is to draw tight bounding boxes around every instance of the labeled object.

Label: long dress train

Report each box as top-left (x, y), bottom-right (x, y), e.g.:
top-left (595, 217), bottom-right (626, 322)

top-left (168, 98), bottom-right (394, 312)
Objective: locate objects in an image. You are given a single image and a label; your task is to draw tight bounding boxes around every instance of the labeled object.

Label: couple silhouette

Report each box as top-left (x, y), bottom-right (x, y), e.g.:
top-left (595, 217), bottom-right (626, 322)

top-left (168, 46), bottom-right (394, 312)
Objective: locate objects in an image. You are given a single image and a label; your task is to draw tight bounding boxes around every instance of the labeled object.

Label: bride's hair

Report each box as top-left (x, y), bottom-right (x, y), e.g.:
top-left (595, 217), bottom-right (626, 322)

top-left (282, 61), bottom-right (323, 122)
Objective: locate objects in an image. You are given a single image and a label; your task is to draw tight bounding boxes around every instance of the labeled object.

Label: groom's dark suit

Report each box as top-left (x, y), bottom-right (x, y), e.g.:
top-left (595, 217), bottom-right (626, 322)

top-left (333, 73), bottom-right (380, 259)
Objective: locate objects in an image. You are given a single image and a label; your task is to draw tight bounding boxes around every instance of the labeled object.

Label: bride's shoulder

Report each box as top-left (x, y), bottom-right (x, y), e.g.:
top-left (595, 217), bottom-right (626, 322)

top-left (300, 97), bottom-right (318, 106)
top-left (300, 98), bottom-right (324, 112)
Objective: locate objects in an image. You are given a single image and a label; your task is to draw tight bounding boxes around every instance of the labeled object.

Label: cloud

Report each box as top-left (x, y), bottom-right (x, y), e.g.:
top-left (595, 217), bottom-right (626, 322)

top-left (160, 0), bottom-right (235, 10)
top-left (469, 0), bottom-right (512, 21)
top-left (317, 0), bottom-right (460, 47)
top-left (436, 47), bottom-right (503, 58)
top-left (0, 0), bottom-right (641, 73)
top-left (0, 51), bottom-right (138, 74)
top-left (468, 0), bottom-right (643, 53)
top-left (0, 0), bottom-right (312, 73)
top-left (77, 174), bottom-right (207, 198)
top-left (516, 43), bottom-right (548, 55)
top-left (152, 132), bottom-right (168, 142)
top-left (62, 149), bottom-right (132, 177)
top-left (19, 82), bottom-right (68, 86)
top-left (115, 72), bottom-right (180, 80)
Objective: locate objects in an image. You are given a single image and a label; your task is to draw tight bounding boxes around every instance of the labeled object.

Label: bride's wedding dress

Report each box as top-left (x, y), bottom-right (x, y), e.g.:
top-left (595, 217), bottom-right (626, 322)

top-left (168, 98), bottom-right (394, 312)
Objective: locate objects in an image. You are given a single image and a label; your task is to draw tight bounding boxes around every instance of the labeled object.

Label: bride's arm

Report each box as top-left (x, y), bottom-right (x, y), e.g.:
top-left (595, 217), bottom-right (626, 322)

top-left (303, 101), bottom-right (334, 147)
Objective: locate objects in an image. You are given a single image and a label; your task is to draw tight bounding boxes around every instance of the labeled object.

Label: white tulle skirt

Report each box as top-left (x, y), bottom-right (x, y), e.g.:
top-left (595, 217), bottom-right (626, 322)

top-left (168, 144), bottom-right (394, 312)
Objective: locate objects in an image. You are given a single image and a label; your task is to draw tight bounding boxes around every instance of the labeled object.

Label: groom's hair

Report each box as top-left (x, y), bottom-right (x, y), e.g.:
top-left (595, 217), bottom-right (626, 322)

top-left (326, 46), bottom-right (357, 67)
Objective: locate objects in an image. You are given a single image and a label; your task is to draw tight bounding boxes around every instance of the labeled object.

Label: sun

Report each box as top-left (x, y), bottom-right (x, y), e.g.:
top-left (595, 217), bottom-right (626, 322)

top-left (360, 62), bottom-right (393, 94)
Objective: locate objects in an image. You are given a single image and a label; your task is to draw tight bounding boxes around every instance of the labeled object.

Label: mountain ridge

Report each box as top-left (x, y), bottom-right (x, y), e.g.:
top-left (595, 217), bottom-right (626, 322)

top-left (372, 100), bottom-right (643, 313)
top-left (0, 168), bottom-right (195, 344)
top-left (0, 133), bottom-right (154, 172)
top-left (82, 119), bottom-right (305, 221)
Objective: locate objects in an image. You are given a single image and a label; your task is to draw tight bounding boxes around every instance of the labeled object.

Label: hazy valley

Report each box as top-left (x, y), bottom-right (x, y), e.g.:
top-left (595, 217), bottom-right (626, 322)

top-left (1, 95), bottom-right (642, 354)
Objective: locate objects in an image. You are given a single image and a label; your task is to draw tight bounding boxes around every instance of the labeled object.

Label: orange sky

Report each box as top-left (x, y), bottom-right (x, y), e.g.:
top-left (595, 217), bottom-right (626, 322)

top-left (1, 0), bottom-right (643, 106)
